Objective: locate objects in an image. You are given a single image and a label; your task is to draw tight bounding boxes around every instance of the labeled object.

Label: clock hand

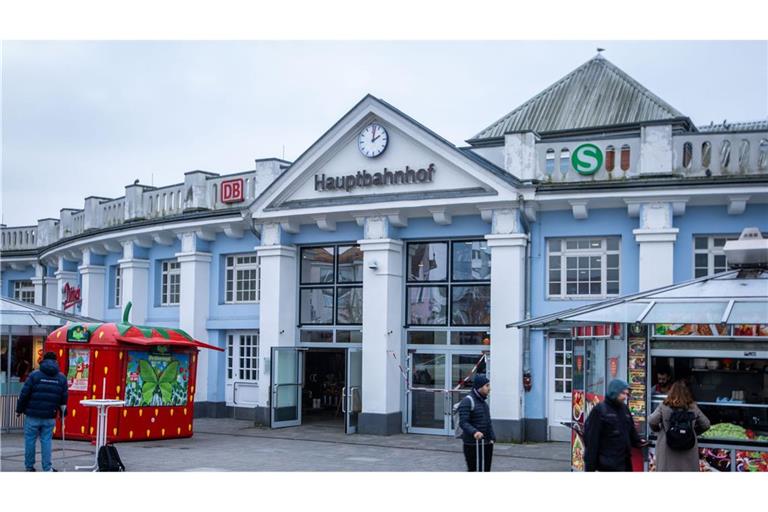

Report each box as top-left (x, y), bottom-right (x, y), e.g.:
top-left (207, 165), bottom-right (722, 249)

top-left (371, 125), bottom-right (376, 142)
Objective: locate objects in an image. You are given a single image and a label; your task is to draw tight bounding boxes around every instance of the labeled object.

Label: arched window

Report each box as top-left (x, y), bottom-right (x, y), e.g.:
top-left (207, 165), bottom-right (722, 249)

top-left (719, 140), bottom-right (731, 172)
top-left (682, 142), bottom-right (693, 170)
top-left (605, 145), bottom-right (615, 173)
top-left (560, 148), bottom-right (570, 175)
top-left (245, 178), bottom-right (251, 198)
top-left (212, 184), bottom-right (218, 207)
top-left (759, 139), bottom-right (768, 171)
top-left (701, 141), bottom-right (712, 169)
top-left (738, 139), bottom-right (750, 173)
top-left (620, 144), bottom-right (631, 172)
top-left (545, 148), bottom-right (555, 175)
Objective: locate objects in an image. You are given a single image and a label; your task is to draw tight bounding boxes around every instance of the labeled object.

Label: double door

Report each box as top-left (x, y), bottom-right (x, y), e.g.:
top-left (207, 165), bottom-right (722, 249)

top-left (406, 350), bottom-right (490, 435)
top-left (270, 347), bottom-right (362, 433)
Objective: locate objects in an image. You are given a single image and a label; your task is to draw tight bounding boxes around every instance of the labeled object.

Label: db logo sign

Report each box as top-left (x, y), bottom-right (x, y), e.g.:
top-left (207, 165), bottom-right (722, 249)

top-left (221, 178), bottom-right (245, 203)
top-left (571, 143), bottom-right (603, 176)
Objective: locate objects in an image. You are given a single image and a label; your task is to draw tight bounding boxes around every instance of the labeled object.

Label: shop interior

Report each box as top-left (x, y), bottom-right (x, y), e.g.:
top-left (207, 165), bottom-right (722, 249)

top-left (302, 349), bottom-right (346, 427)
top-left (651, 356), bottom-right (768, 443)
top-left (1, 335), bottom-right (43, 395)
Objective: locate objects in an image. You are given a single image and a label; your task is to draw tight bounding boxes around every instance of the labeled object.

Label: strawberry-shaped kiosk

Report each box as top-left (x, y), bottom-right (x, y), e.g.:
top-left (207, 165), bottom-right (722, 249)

top-left (46, 302), bottom-right (223, 443)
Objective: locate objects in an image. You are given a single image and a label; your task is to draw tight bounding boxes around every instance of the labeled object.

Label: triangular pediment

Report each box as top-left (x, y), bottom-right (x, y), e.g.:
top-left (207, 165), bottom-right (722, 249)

top-left (248, 95), bottom-right (520, 220)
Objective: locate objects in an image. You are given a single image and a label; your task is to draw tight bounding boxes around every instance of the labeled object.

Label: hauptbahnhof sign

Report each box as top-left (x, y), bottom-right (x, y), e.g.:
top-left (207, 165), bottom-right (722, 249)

top-left (314, 163), bottom-right (436, 192)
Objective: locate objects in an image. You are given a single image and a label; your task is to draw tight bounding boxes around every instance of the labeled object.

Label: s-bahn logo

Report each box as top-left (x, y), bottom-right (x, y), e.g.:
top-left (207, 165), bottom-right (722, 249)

top-left (571, 143), bottom-right (603, 176)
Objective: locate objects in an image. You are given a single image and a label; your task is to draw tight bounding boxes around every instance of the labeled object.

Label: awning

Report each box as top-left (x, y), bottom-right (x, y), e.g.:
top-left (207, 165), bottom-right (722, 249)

top-left (116, 336), bottom-right (224, 352)
top-left (508, 269), bottom-right (768, 329)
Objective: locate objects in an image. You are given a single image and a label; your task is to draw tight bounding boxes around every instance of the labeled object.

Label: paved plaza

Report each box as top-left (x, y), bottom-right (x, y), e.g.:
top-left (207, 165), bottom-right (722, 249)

top-left (1, 418), bottom-right (570, 472)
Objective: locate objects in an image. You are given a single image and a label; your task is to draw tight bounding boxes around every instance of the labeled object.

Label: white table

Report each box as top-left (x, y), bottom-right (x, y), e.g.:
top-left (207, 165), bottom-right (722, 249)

top-left (75, 399), bottom-right (125, 471)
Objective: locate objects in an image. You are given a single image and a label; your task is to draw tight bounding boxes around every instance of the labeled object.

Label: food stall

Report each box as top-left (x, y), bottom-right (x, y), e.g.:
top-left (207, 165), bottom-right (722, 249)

top-left (44, 302), bottom-right (223, 443)
top-left (511, 228), bottom-right (768, 472)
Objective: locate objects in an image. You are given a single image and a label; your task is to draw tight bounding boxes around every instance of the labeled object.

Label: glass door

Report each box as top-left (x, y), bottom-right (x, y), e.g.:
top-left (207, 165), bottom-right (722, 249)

top-left (344, 348), bottom-right (362, 434)
top-left (270, 347), bottom-right (304, 428)
top-left (448, 353), bottom-right (488, 433)
top-left (226, 332), bottom-right (260, 406)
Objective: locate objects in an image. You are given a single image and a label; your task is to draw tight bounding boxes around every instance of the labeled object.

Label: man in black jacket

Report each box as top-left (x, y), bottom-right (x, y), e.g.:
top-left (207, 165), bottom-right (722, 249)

top-left (16, 351), bottom-right (68, 472)
top-left (584, 379), bottom-right (646, 472)
top-left (458, 374), bottom-right (495, 471)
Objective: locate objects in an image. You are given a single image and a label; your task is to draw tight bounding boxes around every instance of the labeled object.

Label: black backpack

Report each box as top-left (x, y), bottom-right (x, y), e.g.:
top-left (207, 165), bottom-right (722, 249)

top-left (666, 408), bottom-right (696, 451)
top-left (97, 444), bottom-right (126, 472)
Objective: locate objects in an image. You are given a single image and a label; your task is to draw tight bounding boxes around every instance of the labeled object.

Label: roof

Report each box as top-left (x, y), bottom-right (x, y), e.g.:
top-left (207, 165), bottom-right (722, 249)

top-left (0, 296), bottom-right (99, 328)
top-left (509, 269), bottom-right (768, 329)
top-left (469, 54), bottom-right (688, 143)
top-left (698, 119), bottom-right (768, 133)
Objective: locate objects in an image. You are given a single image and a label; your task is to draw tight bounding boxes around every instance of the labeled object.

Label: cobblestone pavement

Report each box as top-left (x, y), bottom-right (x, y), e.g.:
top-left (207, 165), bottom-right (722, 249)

top-left (1, 418), bottom-right (570, 472)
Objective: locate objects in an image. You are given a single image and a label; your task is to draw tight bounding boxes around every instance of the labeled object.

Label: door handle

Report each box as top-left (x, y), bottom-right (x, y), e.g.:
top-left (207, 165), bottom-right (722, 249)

top-left (341, 386), bottom-right (346, 413)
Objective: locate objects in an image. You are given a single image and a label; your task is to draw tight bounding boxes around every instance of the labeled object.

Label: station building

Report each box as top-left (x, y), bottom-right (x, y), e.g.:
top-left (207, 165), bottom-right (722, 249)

top-left (2, 55), bottom-right (767, 441)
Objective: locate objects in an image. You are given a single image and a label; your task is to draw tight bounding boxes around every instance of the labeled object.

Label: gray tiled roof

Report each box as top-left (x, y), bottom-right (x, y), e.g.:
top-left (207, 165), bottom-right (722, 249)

top-left (698, 119), bottom-right (768, 133)
top-left (469, 54), bottom-right (686, 142)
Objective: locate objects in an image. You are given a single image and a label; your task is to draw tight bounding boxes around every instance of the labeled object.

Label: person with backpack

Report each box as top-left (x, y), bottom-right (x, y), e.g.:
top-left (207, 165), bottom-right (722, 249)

top-left (584, 379), bottom-right (647, 472)
top-left (15, 351), bottom-right (68, 472)
top-left (456, 374), bottom-right (495, 471)
top-left (648, 380), bottom-right (710, 471)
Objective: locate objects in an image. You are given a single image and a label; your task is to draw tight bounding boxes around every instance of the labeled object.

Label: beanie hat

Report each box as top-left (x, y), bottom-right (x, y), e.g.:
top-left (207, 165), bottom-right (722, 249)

top-left (606, 379), bottom-right (629, 400)
top-left (473, 374), bottom-right (490, 390)
top-left (43, 351), bottom-right (57, 361)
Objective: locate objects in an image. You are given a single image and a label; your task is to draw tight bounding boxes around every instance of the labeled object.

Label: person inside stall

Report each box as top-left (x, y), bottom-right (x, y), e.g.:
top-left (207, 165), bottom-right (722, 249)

top-left (654, 367), bottom-right (673, 395)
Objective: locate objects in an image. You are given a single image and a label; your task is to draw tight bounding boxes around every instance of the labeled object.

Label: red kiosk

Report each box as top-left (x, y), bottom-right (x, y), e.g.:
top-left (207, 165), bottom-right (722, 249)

top-left (46, 302), bottom-right (222, 443)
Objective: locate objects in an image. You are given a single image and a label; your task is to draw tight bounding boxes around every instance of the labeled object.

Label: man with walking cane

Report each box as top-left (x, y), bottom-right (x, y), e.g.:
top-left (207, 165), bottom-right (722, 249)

top-left (457, 374), bottom-right (495, 471)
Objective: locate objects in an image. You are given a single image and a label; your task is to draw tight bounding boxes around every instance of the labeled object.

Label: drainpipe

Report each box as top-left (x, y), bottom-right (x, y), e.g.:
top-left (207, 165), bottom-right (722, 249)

top-left (517, 194), bottom-right (533, 440)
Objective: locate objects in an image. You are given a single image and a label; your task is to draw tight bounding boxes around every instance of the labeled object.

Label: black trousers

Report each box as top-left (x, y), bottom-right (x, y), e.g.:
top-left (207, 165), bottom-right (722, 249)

top-left (463, 441), bottom-right (493, 472)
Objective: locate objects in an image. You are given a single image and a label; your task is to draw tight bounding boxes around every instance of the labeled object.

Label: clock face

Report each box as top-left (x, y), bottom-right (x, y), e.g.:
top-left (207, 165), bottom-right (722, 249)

top-left (357, 123), bottom-right (388, 158)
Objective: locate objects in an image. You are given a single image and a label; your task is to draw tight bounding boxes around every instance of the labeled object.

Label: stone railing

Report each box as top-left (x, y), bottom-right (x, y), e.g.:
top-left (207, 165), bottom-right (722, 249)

top-left (0, 225), bottom-right (38, 251)
top-left (0, 158), bottom-right (289, 252)
top-left (535, 137), bottom-right (640, 182)
top-left (672, 131), bottom-right (768, 176)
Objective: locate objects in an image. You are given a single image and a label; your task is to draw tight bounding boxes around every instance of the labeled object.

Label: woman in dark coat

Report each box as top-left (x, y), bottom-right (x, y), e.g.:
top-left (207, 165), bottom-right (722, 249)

top-left (584, 379), bottom-right (646, 471)
top-left (649, 381), bottom-right (710, 472)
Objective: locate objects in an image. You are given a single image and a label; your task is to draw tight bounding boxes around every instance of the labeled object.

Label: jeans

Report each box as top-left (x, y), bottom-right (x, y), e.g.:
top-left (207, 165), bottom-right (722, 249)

top-left (24, 416), bottom-right (56, 471)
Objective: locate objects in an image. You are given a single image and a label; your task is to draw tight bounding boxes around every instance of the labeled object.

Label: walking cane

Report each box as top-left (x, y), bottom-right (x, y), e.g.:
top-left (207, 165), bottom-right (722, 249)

top-left (475, 438), bottom-right (485, 472)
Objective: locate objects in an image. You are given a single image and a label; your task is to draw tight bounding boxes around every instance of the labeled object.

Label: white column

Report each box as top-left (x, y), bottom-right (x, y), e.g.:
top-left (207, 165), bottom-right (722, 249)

top-left (44, 277), bottom-right (58, 308)
top-left (357, 216), bottom-right (404, 434)
top-left (31, 264), bottom-right (46, 306)
top-left (79, 250), bottom-right (106, 319)
top-left (176, 232), bottom-right (212, 403)
top-left (254, 223), bottom-right (297, 420)
top-left (54, 257), bottom-right (79, 312)
top-left (118, 241), bottom-right (150, 323)
top-left (486, 208), bottom-right (528, 442)
top-left (633, 202), bottom-right (679, 290)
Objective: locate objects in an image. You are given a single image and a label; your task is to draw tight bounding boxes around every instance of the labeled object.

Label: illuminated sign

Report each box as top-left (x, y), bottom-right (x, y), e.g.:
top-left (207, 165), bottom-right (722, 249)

top-left (62, 282), bottom-right (81, 310)
top-left (221, 178), bottom-right (245, 203)
top-left (314, 163), bottom-right (436, 193)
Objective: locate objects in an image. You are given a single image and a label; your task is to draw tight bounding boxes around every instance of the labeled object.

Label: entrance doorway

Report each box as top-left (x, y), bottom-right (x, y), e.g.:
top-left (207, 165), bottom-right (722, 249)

top-left (406, 350), bottom-right (489, 435)
top-left (270, 346), bottom-right (361, 433)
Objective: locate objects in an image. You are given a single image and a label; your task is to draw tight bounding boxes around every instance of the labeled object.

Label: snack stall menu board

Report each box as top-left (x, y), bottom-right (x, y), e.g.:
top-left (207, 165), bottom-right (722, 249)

top-left (570, 345), bottom-right (585, 471)
top-left (67, 348), bottom-right (90, 391)
top-left (627, 325), bottom-right (647, 432)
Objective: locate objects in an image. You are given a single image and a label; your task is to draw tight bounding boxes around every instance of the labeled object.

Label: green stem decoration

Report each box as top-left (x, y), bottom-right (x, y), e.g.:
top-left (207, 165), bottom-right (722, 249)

top-left (122, 301), bottom-right (133, 323)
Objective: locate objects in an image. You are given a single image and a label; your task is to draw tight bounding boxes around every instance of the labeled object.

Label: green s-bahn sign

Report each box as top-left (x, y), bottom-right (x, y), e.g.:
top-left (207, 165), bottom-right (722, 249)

top-left (571, 143), bottom-right (603, 176)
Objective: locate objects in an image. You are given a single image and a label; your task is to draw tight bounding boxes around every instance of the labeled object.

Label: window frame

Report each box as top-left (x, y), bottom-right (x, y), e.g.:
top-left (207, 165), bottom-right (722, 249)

top-left (551, 334), bottom-right (573, 398)
top-left (13, 280), bottom-right (35, 303)
top-left (113, 265), bottom-right (122, 308)
top-left (298, 244), bottom-right (363, 329)
top-left (692, 234), bottom-right (739, 278)
top-left (160, 259), bottom-right (181, 306)
top-left (226, 331), bottom-right (260, 382)
top-left (224, 253), bottom-right (261, 304)
top-left (546, 237), bottom-right (621, 300)
top-left (405, 239), bottom-right (491, 330)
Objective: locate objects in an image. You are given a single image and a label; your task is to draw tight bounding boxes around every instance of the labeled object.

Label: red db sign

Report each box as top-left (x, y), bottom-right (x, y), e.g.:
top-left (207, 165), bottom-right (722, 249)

top-left (221, 178), bottom-right (245, 203)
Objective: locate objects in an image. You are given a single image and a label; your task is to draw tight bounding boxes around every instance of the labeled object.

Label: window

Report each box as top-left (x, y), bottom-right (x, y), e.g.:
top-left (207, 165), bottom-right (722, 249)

top-left (225, 254), bottom-right (260, 303)
top-left (693, 235), bottom-right (738, 278)
top-left (605, 145), bottom-right (616, 173)
top-left (406, 240), bottom-right (491, 327)
top-left (160, 260), bottom-right (181, 305)
top-left (13, 280), bottom-right (34, 303)
top-left (299, 245), bottom-right (363, 327)
top-left (547, 237), bottom-right (620, 298)
top-left (226, 332), bottom-right (259, 381)
top-left (552, 336), bottom-right (573, 394)
top-left (113, 266), bottom-right (121, 308)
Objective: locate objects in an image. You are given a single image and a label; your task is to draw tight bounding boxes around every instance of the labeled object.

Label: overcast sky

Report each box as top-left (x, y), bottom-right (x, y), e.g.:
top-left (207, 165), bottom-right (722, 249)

top-left (2, 40), bottom-right (766, 226)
